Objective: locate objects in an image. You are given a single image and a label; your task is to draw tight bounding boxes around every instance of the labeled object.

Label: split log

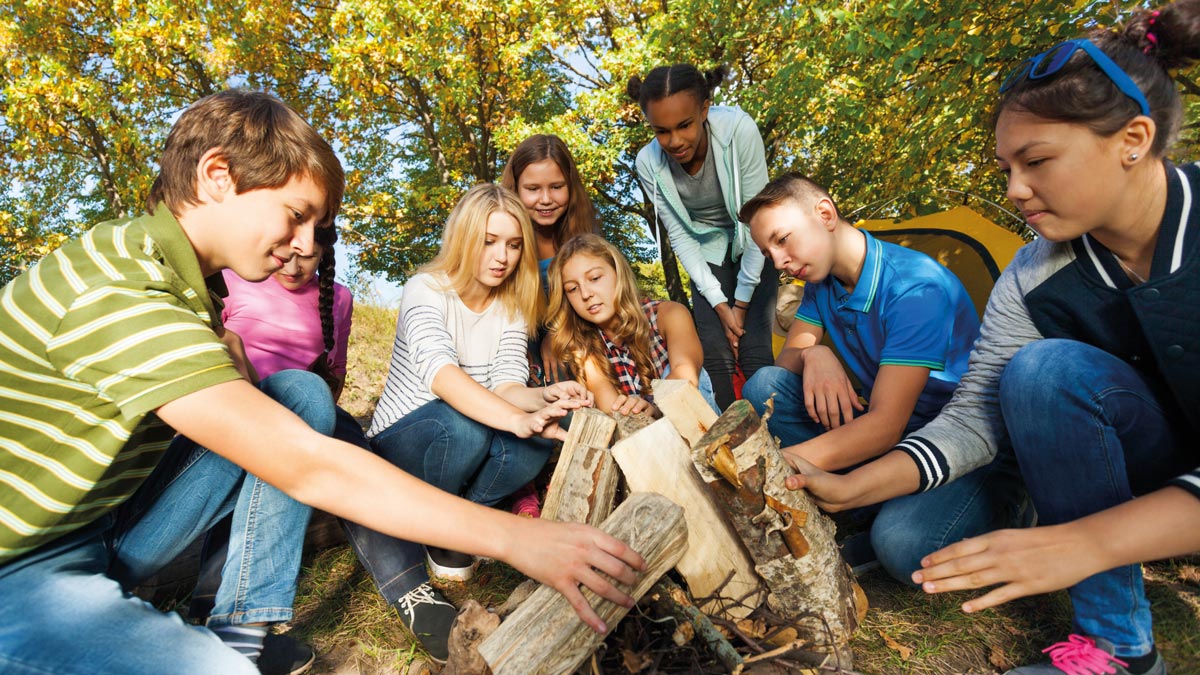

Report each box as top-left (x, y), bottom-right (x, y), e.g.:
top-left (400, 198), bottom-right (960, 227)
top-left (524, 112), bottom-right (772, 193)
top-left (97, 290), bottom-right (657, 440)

top-left (542, 407), bottom-right (618, 526)
top-left (478, 492), bottom-right (687, 675)
top-left (611, 419), bottom-right (764, 619)
top-left (651, 378), bottom-right (719, 449)
top-left (694, 399), bottom-right (863, 663)
top-left (612, 410), bottom-right (656, 440)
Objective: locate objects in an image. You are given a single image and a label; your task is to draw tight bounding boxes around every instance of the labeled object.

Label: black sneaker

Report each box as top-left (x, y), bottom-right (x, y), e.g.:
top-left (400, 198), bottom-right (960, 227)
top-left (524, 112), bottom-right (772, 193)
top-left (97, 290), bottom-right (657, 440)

top-left (393, 582), bottom-right (459, 663)
top-left (425, 545), bottom-right (477, 582)
top-left (257, 633), bottom-right (315, 675)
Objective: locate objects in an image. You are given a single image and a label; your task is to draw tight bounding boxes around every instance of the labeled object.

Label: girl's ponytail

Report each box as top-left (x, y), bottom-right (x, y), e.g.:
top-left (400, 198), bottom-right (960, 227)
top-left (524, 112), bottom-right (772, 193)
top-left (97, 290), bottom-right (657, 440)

top-left (1122, 0), bottom-right (1200, 70)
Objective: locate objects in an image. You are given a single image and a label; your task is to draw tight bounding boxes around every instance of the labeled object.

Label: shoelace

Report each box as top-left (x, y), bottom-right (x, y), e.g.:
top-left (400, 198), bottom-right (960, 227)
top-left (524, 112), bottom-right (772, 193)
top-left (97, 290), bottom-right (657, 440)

top-left (396, 583), bottom-right (453, 622)
top-left (1043, 635), bottom-right (1130, 675)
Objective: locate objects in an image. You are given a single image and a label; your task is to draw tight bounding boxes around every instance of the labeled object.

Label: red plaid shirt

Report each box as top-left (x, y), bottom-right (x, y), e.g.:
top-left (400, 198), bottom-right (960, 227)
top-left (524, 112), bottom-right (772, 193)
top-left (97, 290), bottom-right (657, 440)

top-left (598, 300), bottom-right (670, 399)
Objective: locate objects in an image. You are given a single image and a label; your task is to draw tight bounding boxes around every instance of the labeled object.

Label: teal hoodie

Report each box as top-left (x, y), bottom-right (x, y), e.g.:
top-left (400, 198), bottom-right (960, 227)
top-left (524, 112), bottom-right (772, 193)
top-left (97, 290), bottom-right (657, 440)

top-left (634, 105), bottom-right (769, 307)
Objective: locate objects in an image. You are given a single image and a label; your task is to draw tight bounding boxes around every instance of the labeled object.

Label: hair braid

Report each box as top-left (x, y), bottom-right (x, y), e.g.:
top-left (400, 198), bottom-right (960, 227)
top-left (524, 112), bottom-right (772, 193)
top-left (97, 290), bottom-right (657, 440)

top-left (313, 224), bottom-right (339, 392)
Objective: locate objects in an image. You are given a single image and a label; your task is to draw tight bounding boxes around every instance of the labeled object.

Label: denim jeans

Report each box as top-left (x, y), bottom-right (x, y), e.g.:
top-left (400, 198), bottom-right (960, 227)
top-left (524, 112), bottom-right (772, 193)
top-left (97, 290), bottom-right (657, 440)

top-left (692, 252), bottom-right (777, 410)
top-left (371, 399), bottom-right (553, 507)
top-left (337, 407), bottom-right (430, 606)
top-left (355, 400), bottom-right (553, 602)
top-left (0, 369), bottom-right (333, 673)
top-left (186, 371), bottom-right (337, 626)
top-left (743, 365), bottom-right (1028, 586)
top-left (999, 339), bottom-right (1191, 657)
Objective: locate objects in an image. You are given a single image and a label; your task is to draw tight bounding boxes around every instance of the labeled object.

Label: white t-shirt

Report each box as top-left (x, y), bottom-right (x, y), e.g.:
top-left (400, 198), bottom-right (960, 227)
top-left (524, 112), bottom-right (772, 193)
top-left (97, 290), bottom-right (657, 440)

top-left (367, 272), bottom-right (529, 436)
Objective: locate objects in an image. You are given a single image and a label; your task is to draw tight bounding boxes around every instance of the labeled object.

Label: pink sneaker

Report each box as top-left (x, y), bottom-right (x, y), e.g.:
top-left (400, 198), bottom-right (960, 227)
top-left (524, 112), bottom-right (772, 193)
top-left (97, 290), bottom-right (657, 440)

top-left (1004, 634), bottom-right (1160, 675)
top-left (510, 483), bottom-right (541, 518)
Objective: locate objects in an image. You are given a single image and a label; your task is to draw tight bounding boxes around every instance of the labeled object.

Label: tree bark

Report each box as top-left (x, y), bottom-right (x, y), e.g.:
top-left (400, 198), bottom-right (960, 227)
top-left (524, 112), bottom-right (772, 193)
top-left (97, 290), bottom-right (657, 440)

top-left (478, 492), bottom-right (688, 675)
top-left (541, 408), bottom-right (618, 527)
top-left (694, 400), bottom-right (863, 664)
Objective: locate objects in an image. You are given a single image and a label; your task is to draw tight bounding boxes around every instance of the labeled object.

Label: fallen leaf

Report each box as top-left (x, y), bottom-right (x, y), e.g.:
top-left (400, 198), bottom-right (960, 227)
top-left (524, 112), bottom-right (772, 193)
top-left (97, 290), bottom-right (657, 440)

top-left (620, 648), bottom-right (652, 673)
top-left (879, 630), bottom-right (913, 659)
top-left (672, 622), bottom-right (695, 646)
top-left (989, 645), bottom-right (1012, 669)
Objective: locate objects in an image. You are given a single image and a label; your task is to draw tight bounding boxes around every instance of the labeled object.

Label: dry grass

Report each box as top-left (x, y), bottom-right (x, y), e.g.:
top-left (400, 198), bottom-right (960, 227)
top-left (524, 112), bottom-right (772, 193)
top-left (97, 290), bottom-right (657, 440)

top-left (341, 302), bottom-right (398, 420)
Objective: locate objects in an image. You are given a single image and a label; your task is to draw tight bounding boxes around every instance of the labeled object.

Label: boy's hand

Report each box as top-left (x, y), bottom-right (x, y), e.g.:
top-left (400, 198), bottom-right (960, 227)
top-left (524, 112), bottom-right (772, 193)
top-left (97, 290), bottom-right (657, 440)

top-left (912, 524), bottom-right (1101, 614)
top-left (609, 394), bottom-right (659, 418)
top-left (504, 517), bottom-right (647, 633)
top-left (801, 345), bottom-right (863, 429)
top-left (782, 453), bottom-right (865, 512)
top-left (714, 302), bottom-right (745, 358)
top-left (542, 381), bottom-right (594, 407)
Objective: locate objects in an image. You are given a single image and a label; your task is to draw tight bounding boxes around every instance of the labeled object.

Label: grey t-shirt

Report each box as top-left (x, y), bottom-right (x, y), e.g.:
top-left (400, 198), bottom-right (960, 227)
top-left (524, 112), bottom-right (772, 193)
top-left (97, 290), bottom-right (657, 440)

top-left (669, 135), bottom-right (735, 231)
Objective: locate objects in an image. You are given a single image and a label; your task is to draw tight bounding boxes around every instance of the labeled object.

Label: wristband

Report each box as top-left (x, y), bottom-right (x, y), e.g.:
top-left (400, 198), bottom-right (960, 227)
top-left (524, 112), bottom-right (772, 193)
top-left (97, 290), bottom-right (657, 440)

top-left (733, 301), bottom-right (750, 310)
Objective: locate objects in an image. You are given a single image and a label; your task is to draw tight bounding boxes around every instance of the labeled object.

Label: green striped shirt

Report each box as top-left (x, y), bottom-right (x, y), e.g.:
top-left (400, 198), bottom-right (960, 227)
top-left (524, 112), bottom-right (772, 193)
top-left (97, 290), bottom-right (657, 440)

top-left (0, 207), bottom-right (241, 562)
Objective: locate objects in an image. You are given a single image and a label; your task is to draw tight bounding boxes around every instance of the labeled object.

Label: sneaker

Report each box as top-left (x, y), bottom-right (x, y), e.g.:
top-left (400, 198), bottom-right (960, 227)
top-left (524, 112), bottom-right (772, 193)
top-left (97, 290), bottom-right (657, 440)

top-left (425, 545), bottom-right (477, 582)
top-left (511, 483), bottom-right (541, 518)
top-left (1005, 635), bottom-right (1165, 675)
top-left (257, 633), bottom-right (315, 675)
top-left (393, 582), bottom-right (459, 663)
top-left (838, 532), bottom-right (880, 576)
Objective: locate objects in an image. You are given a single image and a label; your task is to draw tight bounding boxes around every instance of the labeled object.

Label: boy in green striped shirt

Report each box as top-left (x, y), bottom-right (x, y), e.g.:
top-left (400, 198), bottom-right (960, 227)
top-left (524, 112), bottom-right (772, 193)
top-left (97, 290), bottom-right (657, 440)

top-left (0, 90), bottom-right (642, 674)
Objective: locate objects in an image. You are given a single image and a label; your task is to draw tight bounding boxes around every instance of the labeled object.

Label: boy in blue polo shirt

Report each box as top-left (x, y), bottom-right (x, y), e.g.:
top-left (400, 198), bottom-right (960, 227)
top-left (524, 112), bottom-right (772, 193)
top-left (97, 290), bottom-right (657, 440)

top-left (740, 172), bottom-right (1027, 583)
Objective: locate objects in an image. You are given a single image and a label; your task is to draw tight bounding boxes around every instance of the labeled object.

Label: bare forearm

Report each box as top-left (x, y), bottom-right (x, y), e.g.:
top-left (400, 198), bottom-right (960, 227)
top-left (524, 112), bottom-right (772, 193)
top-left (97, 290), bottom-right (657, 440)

top-left (787, 411), bottom-right (905, 471)
top-left (432, 366), bottom-right (524, 432)
top-left (1082, 486), bottom-right (1200, 571)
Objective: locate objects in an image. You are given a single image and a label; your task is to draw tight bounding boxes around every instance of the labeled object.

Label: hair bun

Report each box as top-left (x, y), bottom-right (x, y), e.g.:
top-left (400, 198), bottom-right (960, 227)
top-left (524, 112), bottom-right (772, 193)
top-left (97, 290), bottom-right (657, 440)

top-left (1122, 0), bottom-right (1200, 70)
top-left (626, 75), bottom-right (644, 102)
top-left (703, 65), bottom-right (729, 92)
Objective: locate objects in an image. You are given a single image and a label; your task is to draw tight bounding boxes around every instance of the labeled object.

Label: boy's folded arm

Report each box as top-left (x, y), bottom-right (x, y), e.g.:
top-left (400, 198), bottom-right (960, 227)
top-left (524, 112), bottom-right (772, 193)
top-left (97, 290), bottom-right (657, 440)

top-left (156, 379), bottom-right (645, 629)
top-left (789, 364), bottom-right (931, 471)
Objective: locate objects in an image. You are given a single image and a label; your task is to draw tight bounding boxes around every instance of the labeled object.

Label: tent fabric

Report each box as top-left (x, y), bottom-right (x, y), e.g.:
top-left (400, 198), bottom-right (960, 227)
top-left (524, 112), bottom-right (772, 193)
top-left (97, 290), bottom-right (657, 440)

top-left (771, 206), bottom-right (1027, 351)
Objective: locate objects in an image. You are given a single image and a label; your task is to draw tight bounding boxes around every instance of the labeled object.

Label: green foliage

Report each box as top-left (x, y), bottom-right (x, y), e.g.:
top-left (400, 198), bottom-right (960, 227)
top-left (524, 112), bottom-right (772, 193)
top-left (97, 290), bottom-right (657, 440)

top-left (0, 0), bottom-right (1196, 288)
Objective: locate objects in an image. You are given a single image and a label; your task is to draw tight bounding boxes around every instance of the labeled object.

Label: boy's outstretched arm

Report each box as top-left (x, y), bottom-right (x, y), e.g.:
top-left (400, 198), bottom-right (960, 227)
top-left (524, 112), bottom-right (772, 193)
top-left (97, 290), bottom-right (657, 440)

top-left (912, 486), bottom-right (1200, 613)
top-left (157, 379), bottom-right (646, 632)
top-left (784, 450), bottom-right (922, 511)
top-left (785, 364), bottom-right (930, 471)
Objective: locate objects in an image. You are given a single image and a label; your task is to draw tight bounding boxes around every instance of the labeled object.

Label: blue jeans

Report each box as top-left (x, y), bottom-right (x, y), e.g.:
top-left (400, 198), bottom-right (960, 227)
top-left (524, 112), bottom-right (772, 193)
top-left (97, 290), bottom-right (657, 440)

top-left (999, 339), bottom-right (1191, 657)
top-left (743, 365), bottom-right (1028, 586)
top-left (336, 407), bottom-right (430, 605)
top-left (188, 371), bottom-right (337, 626)
top-left (0, 369), bottom-right (332, 674)
top-left (354, 400), bottom-right (552, 602)
top-left (692, 252), bottom-right (777, 410)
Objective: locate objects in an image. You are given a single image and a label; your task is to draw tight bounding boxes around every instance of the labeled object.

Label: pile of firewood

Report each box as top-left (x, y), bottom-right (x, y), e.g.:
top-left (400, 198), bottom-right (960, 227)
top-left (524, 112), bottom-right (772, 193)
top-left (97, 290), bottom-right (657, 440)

top-left (443, 380), bottom-right (868, 675)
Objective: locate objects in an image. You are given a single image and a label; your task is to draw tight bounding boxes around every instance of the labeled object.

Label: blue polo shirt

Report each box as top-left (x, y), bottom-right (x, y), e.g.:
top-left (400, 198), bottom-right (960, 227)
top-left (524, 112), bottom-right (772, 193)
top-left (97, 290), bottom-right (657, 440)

top-left (794, 228), bottom-right (980, 423)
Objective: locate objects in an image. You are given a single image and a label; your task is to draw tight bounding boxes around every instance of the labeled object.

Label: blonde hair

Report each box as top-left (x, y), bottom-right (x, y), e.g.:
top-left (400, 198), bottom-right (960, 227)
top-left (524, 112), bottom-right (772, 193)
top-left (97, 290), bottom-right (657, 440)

top-left (546, 233), bottom-right (657, 395)
top-left (421, 184), bottom-right (542, 334)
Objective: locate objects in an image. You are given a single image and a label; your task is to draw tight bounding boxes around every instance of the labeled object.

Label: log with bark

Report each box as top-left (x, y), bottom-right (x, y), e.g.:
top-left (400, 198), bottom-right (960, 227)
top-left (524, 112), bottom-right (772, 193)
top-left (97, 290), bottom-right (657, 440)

top-left (541, 407), bottom-right (618, 527)
top-left (694, 399), bottom-right (865, 664)
top-left (611, 418), bottom-right (764, 619)
top-left (477, 492), bottom-right (688, 675)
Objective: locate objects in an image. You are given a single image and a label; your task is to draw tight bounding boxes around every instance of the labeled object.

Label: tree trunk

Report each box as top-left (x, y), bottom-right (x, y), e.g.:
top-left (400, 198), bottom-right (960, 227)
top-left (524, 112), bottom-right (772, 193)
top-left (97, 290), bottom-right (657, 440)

top-left (694, 400), bottom-right (864, 664)
top-left (611, 418), bottom-right (763, 619)
top-left (541, 408), bottom-right (618, 526)
top-left (477, 492), bottom-right (688, 675)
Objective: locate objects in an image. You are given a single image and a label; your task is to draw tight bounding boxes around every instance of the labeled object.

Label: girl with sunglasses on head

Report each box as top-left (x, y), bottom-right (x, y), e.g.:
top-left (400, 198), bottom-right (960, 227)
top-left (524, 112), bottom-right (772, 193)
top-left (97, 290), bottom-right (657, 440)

top-left (628, 64), bottom-right (776, 411)
top-left (786, 2), bottom-right (1200, 673)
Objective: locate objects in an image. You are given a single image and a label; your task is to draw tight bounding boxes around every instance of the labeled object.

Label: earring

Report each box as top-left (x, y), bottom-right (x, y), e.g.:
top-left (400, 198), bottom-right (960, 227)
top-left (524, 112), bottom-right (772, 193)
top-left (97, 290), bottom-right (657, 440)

top-left (1130, 153), bottom-right (1140, 161)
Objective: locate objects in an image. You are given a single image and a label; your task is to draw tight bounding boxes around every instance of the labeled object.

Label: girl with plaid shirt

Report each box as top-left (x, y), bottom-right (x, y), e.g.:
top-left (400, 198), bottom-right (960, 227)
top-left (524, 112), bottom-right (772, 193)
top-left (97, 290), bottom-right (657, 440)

top-left (546, 234), bottom-right (719, 417)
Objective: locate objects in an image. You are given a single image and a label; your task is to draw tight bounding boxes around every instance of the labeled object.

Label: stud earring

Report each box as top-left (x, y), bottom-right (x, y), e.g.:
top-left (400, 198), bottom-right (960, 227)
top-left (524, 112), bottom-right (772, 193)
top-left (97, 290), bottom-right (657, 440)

top-left (1130, 153), bottom-right (1140, 161)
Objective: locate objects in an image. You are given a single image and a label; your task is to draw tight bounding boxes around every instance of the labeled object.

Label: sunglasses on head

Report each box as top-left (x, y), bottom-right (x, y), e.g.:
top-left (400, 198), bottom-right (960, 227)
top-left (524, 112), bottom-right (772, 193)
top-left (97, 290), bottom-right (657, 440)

top-left (999, 38), bottom-right (1151, 116)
